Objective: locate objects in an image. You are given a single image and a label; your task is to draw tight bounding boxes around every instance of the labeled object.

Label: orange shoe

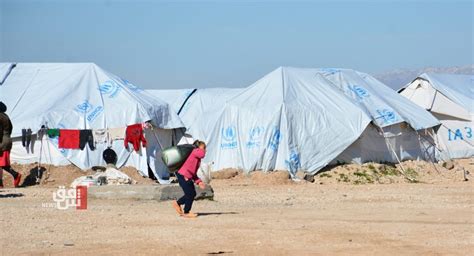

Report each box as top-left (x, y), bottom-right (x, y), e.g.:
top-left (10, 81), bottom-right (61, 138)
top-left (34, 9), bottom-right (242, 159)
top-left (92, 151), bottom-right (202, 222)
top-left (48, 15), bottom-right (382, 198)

top-left (172, 200), bottom-right (183, 215)
top-left (181, 212), bottom-right (198, 218)
top-left (13, 173), bottom-right (22, 187)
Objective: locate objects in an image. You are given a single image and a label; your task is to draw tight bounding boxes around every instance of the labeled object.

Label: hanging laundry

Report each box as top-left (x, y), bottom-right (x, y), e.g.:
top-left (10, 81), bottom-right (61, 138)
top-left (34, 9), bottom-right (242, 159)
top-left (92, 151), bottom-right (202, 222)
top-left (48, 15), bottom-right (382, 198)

top-left (22, 128), bottom-right (32, 151)
top-left (47, 129), bottom-right (60, 138)
top-left (26, 128), bottom-right (32, 148)
top-left (21, 129), bottom-right (27, 147)
top-left (93, 129), bottom-right (108, 146)
top-left (37, 127), bottom-right (46, 141)
top-left (108, 127), bottom-right (126, 143)
top-left (58, 129), bottom-right (80, 149)
top-left (79, 129), bottom-right (95, 151)
top-left (124, 124), bottom-right (147, 151)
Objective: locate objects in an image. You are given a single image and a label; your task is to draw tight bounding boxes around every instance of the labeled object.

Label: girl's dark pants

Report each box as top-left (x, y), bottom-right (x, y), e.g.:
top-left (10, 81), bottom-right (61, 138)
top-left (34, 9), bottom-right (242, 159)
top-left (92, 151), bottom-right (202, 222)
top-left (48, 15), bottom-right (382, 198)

top-left (176, 173), bottom-right (196, 213)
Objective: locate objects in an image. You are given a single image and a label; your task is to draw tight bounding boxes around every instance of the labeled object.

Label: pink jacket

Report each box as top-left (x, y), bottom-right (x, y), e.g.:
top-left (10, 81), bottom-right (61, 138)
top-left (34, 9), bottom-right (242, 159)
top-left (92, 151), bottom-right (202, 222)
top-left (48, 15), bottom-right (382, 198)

top-left (178, 148), bottom-right (205, 184)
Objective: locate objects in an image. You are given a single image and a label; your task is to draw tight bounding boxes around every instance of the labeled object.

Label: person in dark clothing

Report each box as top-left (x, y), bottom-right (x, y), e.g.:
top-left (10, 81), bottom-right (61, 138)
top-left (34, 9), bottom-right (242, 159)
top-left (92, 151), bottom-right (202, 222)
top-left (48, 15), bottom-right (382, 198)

top-left (0, 102), bottom-right (21, 188)
top-left (172, 140), bottom-right (207, 218)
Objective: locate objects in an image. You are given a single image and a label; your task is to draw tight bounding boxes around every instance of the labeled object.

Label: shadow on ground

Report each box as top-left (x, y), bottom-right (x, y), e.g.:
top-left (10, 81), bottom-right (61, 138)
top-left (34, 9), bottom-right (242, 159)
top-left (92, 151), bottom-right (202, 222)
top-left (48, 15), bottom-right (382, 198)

top-left (21, 166), bottom-right (46, 187)
top-left (198, 212), bottom-right (239, 216)
top-left (0, 192), bottom-right (24, 198)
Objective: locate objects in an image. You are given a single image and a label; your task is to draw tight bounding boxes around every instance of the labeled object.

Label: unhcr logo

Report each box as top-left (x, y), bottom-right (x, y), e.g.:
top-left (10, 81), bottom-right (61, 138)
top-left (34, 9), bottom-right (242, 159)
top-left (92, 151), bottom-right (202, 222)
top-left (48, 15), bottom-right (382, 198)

top-left (221, 126), bottom-right (237, 149)
top-left (375, 109), bottom-right (398, 125)
top-left (87, 106), bottom-right (104, 123)
top-left (98, 80), bottom-right (121, 98)
top-left (349, 85), bottom-right (370, 101)
top-left (268, 127), bottom-right (281, 151)
top-left (246, 126), bottom-right (264, 149)
top-left (75, 100), bottom-right (93, 113)
top-left (74, 100), bottom-right (104, 123)
top-left (121, 78), bottom-right (142, 92)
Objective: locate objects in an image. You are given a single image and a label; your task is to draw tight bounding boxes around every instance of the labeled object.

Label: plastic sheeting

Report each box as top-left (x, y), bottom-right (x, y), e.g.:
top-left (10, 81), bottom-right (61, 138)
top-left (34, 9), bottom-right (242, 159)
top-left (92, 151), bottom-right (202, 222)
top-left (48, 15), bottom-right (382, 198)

top-left (0, 63), bottom-right (185, 180)
top-left (419, 73), bottom-right (473, 114)
top-left (400, 73), bottom-right (473, 160)
top-left (149, 68), bottom-right (441, 172)
top-left (313, 68), bottom-right (440, 164)
top-left (202, 67), bottom-right (372, 175)
top-left (333, 124), bottom-right (436, 164)
top-left (147, 88), bottom-right (197, 114)
top-left (147, 88), bottom-right (242, 140)
top-left (0, 63), bottom-right (16, 85)
top-left (315, 68), bottom-right (440, 130)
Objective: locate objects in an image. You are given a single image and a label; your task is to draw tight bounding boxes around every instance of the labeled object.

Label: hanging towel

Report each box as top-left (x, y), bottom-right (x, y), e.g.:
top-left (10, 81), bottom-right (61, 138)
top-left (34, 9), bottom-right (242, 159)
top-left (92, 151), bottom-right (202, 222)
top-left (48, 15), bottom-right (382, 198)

top-left (108, 127), bottom-right (126, 141)
top-left (124, 124), bottom-right (147, 151)
top-left (47, 129), bottom-right (60, 138)
top-left (79, 130), bottom-right (95, 150)
top-left (93, 129), bottom-right (108, 146)
top-left (59, 129), bottom-right (80, 149)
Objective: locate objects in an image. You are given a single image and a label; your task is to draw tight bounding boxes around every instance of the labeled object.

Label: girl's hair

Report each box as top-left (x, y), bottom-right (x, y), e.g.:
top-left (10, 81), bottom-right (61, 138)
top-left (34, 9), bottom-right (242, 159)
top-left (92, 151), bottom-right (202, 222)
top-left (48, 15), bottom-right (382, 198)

top-left (193, 140), bottom-right (206, 148)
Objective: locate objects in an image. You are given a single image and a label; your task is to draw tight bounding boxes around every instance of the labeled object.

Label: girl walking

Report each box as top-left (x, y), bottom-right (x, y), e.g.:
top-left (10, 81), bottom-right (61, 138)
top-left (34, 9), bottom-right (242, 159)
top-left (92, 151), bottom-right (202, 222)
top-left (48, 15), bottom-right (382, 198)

top-left (172, 140), bottom-right (207, 218)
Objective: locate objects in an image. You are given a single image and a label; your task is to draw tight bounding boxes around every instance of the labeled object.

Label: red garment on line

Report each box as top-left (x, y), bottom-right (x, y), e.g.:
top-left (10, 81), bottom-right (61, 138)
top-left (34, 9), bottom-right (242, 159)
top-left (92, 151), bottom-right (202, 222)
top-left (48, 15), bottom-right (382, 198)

top-left (124, 124), bottom-right (147, 151)
top-left (59, 129), bottom-right (80, 149)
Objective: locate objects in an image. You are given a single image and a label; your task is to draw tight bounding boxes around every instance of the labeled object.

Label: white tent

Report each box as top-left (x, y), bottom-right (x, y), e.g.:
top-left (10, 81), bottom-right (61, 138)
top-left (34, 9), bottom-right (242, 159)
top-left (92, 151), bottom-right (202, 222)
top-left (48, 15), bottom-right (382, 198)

top-left (0, 63), bottom-right (185, 182)
top-left (196, 67), bottom-right (373, 175)
top-left (147, 87), bottom-right (242, 143)
top-left (148, 67), bottom-right (441, 174)
top-left (399, 73), bottom-right (473, 160)
top-left (147, 88), bottom-right (197, 115)
top-left (314, 68), bottom-right (440, 164)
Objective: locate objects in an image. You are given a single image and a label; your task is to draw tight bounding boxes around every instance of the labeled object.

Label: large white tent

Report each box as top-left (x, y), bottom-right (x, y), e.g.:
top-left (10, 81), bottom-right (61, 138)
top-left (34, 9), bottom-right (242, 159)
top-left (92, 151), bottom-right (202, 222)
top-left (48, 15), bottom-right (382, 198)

top-left (314, 68), bottom-right (440, 164)
top-left (195, 67), bottom-right (373, 175)
top-left (399, 73), bottom-right (473, 160)
top-left (0, 63), bottom-right (185, 182)
top-left (148, 67), bottom-right (441, 175)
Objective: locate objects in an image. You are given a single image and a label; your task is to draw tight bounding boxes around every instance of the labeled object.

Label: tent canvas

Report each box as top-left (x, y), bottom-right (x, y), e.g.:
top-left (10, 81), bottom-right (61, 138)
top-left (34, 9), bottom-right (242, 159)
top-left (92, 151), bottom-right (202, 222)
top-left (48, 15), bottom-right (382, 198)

top-left (149, 67), bottom-right (441, 174)
top-left (0, 63), bottom-right (185, 182)
top-left (198, 67), bottom-right (372, 175)
top-left (147, 88), bottom-right (242, 142)
top-left (313, 68), bottom-right (440, 164)
top-left (400, 73), bottom-right (473, 160)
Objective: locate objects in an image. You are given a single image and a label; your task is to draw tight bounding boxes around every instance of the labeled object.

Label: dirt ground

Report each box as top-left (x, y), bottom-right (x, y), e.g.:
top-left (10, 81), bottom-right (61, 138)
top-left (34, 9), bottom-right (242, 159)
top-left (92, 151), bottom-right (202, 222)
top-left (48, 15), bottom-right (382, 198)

top-left (0, 160), bottom-right (473, 255)
top-left (1, 164), bottom-right (155, 188)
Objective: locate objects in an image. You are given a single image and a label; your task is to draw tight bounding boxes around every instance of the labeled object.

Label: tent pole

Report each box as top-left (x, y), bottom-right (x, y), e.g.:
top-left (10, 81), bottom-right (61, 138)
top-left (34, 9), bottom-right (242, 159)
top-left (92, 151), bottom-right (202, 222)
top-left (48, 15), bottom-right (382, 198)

top-left (415, 129), bottom-right (440, 174)
top-left (37, 131), bottom-right (44, 184)
top-left (149, 125), bottom-right (164, 150)
top-left (380, 126), bottom-right (415, 182)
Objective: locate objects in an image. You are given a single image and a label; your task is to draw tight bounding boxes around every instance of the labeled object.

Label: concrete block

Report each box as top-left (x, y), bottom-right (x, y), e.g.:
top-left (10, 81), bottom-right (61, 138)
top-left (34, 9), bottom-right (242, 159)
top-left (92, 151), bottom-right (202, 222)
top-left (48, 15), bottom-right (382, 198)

top-left (88, 184), bottom-right (214, 201)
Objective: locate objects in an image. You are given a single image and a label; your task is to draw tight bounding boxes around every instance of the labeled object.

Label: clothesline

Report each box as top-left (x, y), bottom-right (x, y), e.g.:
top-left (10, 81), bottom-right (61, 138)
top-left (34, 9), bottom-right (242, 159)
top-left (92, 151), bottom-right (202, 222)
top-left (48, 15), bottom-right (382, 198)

top-left (22, 122), bottom-right (153, 152)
